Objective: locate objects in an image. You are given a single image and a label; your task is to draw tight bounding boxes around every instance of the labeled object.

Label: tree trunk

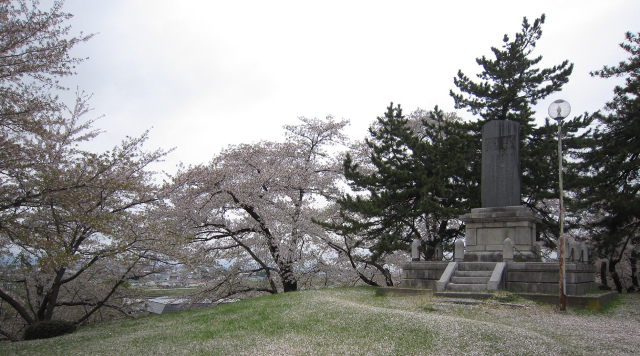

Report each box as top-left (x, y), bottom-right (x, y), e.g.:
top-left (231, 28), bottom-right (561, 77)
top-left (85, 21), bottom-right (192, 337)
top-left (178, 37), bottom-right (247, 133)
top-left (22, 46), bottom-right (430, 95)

top-left (282, 279), bottom-right (298, 293)
top-left (0, 289), bottom-right (35, 325)
top-left (371, 262), bottom-right (394, 286)
top-left (383, 268), bottom-right (394, 287)
top-left (424, 241), bottom-right (435, 261)
top-left (599, 261), bottom-right (611, 290)
top-left (38, 268), bottom-right (66, 321)
top-left (422, 245), bottom-right (431, 261)
top-left (609, 258), bottom-right (623, 293)
top-left (347, 253), bottom-right (380, 287)
top-left (279, 264), bottom-right (298, 292)
top-left (356, 273), bottom-right (380, 287)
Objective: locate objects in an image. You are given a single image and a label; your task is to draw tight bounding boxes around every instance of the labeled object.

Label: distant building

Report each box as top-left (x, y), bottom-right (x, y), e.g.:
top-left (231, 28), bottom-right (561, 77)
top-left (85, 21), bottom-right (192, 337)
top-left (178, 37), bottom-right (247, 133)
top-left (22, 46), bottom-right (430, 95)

top-left (145, 297), bottom-right (238, 314)
top-left (145, 298), bottom-right (192, 314)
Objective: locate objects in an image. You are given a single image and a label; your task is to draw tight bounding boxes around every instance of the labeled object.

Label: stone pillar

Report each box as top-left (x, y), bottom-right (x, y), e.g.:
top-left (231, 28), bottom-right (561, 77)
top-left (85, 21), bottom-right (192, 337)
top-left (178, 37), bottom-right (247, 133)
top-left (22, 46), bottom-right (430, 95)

top-left (481, 120), bottom-right (520, 208)
top-left (503, 238), bottom-right (514, 261)
top-left (533, 243), bottom-right (542, 259)
top-left (454, 240), bottom-right (465, 261)
top-left (411, 239), bottom-right (420, 261)
top-left (569, 241), bottom-right (581, 262)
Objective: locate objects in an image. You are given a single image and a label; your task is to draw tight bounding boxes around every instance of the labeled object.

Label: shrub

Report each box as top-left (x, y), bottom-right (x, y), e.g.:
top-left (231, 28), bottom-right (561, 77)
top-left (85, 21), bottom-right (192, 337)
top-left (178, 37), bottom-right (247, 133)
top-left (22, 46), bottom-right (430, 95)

top-left (23, 320), bottom-right (77, 340)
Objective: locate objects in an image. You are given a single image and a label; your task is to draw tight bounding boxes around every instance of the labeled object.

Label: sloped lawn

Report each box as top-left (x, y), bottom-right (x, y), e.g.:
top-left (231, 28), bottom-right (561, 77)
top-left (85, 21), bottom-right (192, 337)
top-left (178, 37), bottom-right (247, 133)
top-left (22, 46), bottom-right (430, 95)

top-left (4, 287), bottom-right (639, 356)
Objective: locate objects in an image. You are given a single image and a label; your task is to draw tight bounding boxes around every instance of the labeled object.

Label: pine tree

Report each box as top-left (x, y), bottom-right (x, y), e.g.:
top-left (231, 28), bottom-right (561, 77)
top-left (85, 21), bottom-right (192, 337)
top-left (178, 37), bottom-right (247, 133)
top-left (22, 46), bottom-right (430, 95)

top-left (580, 32), bottom-right (640, 292)
top-left (450, 14), bottom-right (592, 247)
top-left (450, 14), bottom-right (573, 125)
top-left (321, 104), bottom-right (479, 275)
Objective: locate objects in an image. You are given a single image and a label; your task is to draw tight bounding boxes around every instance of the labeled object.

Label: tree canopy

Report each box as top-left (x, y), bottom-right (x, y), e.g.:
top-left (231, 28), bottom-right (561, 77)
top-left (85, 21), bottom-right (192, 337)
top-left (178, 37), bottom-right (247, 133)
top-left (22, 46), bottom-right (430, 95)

top-left (450, 14), bottom-right (573, 124)
top-left (318, 104), bottom-right (478, 282)
top-left (0, 0), bottom-right (92, 131)
top-left (0, 1), bottom-right (169, 340)
top-left (165, 116), bottom-right (349, 294)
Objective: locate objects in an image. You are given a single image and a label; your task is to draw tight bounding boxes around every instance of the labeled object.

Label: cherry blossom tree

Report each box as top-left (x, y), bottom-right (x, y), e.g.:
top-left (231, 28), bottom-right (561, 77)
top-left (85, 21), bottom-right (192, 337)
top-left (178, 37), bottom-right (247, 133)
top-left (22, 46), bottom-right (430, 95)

top-left (165, 117), bottom-right (349, 296)
top-left (0, 1), bottom-right (171, 340)
top-left (0, 94), bottom-right (171, 340)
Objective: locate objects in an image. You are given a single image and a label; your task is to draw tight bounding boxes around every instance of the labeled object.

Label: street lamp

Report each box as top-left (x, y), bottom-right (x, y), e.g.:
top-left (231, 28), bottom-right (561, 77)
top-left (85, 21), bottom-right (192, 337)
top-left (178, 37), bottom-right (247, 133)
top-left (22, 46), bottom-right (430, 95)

top-left (548, 99), bottom-right (571, 311)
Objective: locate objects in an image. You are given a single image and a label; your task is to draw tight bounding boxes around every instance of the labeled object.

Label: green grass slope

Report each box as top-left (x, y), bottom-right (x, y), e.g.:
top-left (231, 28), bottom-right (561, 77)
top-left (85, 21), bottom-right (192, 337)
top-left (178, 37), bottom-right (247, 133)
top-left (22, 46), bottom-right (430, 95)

top-left (4, 287), bottom-right (640, 356)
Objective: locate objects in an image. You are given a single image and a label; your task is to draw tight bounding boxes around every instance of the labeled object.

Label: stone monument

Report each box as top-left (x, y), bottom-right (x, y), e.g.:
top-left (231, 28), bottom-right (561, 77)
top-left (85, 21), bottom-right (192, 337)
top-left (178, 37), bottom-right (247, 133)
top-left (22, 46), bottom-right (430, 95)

top-left (399, 119), bottom-right (597, 299)
top-left (481, 120), bottom-right (520, 207)
top-left (459, 120), bottom-right (539, 262)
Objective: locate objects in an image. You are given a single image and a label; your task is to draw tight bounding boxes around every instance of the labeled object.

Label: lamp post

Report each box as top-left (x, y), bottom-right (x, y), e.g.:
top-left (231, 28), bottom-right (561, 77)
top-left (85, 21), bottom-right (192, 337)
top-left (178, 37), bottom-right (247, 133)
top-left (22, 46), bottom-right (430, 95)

top-left (548, 99), bottom-right (571, 311)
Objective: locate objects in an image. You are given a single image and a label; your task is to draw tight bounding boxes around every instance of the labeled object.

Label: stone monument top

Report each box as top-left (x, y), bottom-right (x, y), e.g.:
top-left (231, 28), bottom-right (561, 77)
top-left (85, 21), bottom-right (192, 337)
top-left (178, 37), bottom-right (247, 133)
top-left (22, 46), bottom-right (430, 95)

top-left (481, 120), bottom-right (521, 207)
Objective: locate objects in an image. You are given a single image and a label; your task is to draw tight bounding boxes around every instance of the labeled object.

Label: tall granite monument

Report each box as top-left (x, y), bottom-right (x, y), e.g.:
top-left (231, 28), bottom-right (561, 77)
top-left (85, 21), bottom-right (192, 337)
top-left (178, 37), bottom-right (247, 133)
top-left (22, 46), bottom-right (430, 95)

top-left (460, 120), bottom-right (539, 262)
top-left (481, 120), bottom-right (520, 207)
top-left (400, 120), bottom-right (598, 295)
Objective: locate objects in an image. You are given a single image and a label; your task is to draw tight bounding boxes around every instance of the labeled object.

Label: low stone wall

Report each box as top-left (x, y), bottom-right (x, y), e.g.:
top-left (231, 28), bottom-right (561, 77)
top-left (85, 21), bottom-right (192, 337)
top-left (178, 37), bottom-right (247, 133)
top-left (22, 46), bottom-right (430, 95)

top-left (506, 262), bottom-right (598, 295)
top-left (516, 291), bottom-right (618, 310)
top-left (399, 261), bottom-right (449, 289)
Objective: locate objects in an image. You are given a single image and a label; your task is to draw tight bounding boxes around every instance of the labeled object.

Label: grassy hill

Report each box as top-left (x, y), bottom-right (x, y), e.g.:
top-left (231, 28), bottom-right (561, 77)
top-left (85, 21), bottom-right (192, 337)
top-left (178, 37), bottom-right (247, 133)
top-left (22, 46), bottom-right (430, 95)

top-left (4, 287), bottom-right (640, 356)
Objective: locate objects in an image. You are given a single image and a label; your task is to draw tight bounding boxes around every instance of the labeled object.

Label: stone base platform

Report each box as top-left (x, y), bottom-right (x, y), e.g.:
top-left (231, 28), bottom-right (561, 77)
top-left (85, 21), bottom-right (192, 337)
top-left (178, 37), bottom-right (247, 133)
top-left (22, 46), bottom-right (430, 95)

top-left (400, 261), bottom-right (597, 295)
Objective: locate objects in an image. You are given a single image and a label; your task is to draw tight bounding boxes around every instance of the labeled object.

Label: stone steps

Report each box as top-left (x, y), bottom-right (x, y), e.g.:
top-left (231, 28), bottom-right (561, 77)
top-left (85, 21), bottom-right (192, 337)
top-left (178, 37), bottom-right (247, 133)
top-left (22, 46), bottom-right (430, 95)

top-left (456, 262), bottom-right (496, 271)
top-left (446, 262), bottom-right (496, 292)
top-left (450, 276), bottom-right (491, 284)
top-left (454, 270), bottom-right (493, 278)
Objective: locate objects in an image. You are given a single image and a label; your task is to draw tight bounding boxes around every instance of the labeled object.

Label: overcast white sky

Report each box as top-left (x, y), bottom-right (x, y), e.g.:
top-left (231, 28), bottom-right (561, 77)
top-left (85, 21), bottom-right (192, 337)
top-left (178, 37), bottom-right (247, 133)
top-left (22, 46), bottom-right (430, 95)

top-left (50, 0), bottom-right (639, 175)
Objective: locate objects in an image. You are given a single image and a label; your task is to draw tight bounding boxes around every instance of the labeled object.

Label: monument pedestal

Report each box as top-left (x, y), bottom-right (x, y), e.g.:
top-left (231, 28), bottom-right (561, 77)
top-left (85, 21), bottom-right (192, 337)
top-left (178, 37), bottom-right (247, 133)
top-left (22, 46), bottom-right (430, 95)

top-left (460, 205), bottom-right (540, 262)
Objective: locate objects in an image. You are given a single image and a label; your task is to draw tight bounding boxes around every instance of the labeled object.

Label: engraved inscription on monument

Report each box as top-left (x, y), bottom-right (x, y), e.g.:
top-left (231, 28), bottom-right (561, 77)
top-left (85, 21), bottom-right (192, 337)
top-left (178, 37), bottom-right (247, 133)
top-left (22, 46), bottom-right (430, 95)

top-left (481, 120), bottom-right (520, 207)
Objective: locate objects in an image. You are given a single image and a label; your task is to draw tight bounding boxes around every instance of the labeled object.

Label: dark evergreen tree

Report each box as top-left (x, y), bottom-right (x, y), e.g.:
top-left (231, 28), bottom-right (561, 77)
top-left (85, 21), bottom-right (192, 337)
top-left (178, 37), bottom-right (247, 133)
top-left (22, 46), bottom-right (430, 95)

top-left (579, 32), bottom-right (640, 292)
top-left (450, 14), bottom-right (592, 248)
top-left (450, 14), bottom-right (573, 124)
top-left (320, 103), bottom-right (479, 278)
